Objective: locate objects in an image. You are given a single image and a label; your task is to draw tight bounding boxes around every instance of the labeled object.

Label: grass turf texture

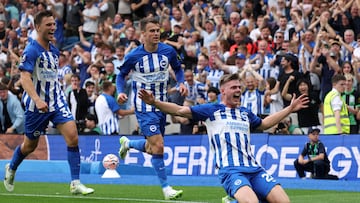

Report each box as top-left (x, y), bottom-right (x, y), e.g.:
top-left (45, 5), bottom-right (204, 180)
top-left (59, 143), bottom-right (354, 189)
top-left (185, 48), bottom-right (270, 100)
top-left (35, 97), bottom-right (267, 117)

top-left (0, 182), bottom-right (359, 203)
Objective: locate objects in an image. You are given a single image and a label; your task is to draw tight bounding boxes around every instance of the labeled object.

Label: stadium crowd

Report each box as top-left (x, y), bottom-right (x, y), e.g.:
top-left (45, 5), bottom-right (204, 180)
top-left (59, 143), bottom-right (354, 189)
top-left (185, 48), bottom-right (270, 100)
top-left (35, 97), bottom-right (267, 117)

top-left (0, 0), bottom-right (360, 135)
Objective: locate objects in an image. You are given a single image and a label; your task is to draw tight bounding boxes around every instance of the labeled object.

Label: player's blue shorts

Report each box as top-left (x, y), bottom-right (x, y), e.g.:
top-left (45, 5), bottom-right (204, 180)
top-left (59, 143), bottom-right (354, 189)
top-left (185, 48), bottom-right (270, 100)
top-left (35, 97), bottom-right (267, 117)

top-left (24, 105), bottom-right (74, 140)
top-left (135, 111), bottom-right (166, 136)
top-left (219, 166), bottom-right (279, 200)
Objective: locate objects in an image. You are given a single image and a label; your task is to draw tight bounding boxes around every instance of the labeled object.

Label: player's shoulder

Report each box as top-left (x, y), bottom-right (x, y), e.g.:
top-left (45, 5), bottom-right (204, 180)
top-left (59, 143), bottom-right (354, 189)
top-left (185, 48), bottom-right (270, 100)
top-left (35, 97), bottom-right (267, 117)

top-left (193, 102), bottom-right (224, 112)
top-left (158, 42), bottom-right (176, 52)
top-left (126, 45), bottom-right (145, 58)
top-left (24, 40), bottom-right (40, 53)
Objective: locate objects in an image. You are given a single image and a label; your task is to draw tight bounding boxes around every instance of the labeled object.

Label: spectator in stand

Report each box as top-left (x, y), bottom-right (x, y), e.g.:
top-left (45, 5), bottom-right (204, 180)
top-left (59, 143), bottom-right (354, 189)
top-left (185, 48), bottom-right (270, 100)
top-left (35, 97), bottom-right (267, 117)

top-left (95, 81), bottom-right (133, 135)
top-left (278, 53), bottom-right (302, 107)
top-left (100, 61), bottom-right (117, 85)
top-left (131, 0), bottom-right (157, 20)
top-left (282, 77), bottom-right (321, 133)
top-left (275, 15), bottom-right (294, 41)
top-left (69, 43), bottom-right (91, 87)
top-left (64, 0), bottom-right (83, 38)
top-left (81, 0), bottom-right (100, 37)
top-left (84, 80), bottom-right (97, 116)
top-left (78, 26), bottom-right (104, 63)
top-left (194, 53), bottom-right (210, 86)
top-left (83, 64), bottom-right (101, 93)
top-left (341, 61), bottom-right (358, 90)
top-left (207, 49), bottom-right (224, 89)
top-left (194, 7), bottom-right (218, 52)
top-left (206, 86), bottom-right (220, 104)
top-left (112, 45), bottom-right (125, 74)
top-left (249, 40), bottom-right (276, 80)
top-left (265, 76), bottom-right (283, 119)
top-left (310, 34), bottom-right (342, 104)
top-left (241, 66), bottom-right (267, 122)
top-left (323, 74), bottom-right (350, 135)
top-left (58, 52), bottom-right (73, 91)
top-left (342, 73), bottom-right (360, 134)
top-left (98, 0), bottom-right (116, 24)
top-left (229, 30), bottom-right (254, 56)
top-left (294, 127), bottom-right (336, 179)
top-left (0, 82), bottom-right (24, 134)
top-left (170, 68), bottom-right (206, 135)
top-left (339, 29), bottom-right (358, 62)
top-left (67, 74), bottom-right (90, 132)
top-left (117, 0), bottom-right (131, 19)
top-left (273, 31), bottom-right (285, 54)
top-left (251, 25), bottom-right (275, 55)
top-left (117, 26), bottom-right (141, 48)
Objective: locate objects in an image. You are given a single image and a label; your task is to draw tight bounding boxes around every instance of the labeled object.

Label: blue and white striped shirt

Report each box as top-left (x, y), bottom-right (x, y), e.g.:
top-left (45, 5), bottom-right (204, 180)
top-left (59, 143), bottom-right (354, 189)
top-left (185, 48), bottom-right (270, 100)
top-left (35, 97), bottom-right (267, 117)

top-left (19, 40), bottom-right (67, 112)
top-left (191, 103), bottom-right (262, 169)
top-left (95, 93), bottom-right (121, 135)
top-left (184, 80), bottom-right (206, 104)
top-left (116, 43), bottom-right (184, 112)
top-left (241, 89), bottom-right (266, 116)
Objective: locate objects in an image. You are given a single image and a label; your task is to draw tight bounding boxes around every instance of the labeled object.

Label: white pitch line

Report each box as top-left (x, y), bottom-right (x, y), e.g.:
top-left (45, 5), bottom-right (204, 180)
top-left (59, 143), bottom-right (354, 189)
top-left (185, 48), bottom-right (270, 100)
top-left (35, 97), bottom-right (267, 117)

top-left (0, 193), bottom-right (208, 203)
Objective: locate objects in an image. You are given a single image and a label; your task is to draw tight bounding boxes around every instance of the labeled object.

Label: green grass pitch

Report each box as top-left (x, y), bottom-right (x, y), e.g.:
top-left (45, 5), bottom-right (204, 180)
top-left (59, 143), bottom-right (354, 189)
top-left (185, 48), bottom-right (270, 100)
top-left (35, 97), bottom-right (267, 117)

top-left (0, 182), bottom-right (359, 203)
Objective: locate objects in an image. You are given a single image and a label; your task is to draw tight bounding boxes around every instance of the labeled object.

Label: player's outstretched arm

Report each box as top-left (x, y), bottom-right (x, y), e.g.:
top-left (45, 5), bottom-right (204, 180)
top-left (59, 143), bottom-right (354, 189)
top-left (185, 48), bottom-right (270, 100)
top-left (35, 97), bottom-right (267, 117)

top-left (138, 89), bottom-right (193, 119)
top-left (259, 94), bottom-right (309, 130)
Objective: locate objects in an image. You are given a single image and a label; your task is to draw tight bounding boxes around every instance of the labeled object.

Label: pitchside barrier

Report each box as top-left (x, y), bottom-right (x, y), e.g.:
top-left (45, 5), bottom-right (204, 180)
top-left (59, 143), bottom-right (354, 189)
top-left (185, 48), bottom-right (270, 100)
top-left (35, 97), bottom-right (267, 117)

top-left (0, 134), bottom-right (359, 180)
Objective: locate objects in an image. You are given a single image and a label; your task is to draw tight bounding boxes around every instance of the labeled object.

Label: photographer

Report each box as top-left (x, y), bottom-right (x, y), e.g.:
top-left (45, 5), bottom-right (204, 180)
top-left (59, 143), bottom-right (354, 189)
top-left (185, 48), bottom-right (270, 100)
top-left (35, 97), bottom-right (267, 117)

top-left (274, 116), bottom-right (303, 135)
top-left (80, 114), bottom-right (102, 135)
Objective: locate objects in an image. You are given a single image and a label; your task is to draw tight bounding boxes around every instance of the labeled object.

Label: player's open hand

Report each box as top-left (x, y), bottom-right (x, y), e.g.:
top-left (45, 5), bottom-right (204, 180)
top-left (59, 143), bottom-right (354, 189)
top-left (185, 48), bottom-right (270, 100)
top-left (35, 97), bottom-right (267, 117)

top-left (138, 89), bottom-right (155, 105)
top-left (117, 93), bottom-right (128, 104)
top-left (290, 94), bottom-right (309, 112)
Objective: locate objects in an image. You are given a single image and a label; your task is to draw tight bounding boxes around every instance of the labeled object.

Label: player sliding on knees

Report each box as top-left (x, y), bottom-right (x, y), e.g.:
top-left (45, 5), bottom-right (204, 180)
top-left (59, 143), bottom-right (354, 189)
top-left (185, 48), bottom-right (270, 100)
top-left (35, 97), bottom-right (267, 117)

top-left (138, 73), bottom-right (309, 203)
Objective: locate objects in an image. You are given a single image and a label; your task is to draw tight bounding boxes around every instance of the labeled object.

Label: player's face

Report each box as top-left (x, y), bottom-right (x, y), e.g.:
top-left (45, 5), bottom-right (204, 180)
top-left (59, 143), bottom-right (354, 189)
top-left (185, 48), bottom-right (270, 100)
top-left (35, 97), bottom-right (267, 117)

top-left (143, 23), bottom-right (160, 45)
top-left (221, 80), bottom-right (242, 108)
top-left (37, 16), bottom-right (56, 42)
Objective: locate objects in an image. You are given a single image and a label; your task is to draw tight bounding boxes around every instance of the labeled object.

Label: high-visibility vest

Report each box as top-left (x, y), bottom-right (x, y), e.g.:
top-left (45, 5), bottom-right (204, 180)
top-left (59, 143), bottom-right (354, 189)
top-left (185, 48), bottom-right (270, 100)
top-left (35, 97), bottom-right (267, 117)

top-left (323, 90), bottom-right (350, 134)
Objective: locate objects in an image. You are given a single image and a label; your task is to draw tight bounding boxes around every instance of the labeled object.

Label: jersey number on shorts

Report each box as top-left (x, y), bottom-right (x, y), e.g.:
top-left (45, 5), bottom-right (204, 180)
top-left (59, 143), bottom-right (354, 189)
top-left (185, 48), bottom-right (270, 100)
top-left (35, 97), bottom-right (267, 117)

top-left (261, 173), bottom-right (275, 182)
top-left (60, 106), bottom-right (72, 118)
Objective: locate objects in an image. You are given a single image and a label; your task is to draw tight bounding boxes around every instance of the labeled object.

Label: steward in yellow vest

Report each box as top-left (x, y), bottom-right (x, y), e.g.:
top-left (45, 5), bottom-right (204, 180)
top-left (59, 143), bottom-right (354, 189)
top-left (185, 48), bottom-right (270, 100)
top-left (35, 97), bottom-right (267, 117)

top-left (323, 74), bottom-right (350, 134)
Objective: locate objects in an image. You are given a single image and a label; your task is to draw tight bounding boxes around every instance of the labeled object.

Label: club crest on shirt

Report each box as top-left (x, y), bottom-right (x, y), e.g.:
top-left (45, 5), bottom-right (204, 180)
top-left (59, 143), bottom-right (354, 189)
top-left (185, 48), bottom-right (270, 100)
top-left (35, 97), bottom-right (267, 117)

top-left (240, 112), bottom-right (249, 121)
top-left (160, 59), bottom-right (168, 69)
top-left (149, 125), bottom-right (157, 132)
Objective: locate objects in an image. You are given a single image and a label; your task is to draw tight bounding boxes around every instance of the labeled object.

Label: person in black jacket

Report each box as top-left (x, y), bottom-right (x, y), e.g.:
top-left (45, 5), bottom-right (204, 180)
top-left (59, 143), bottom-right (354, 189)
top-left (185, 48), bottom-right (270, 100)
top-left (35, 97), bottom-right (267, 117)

top-left (67, 74), bottom-right (90, 132)
top-left (294, 127), bottom-right (334, 179)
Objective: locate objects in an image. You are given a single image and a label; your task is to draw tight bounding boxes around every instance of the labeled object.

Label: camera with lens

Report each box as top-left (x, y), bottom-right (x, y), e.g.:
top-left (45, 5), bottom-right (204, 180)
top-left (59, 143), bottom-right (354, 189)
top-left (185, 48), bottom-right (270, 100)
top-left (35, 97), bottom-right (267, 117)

top-left (76, 120), bottom-right (86, 133)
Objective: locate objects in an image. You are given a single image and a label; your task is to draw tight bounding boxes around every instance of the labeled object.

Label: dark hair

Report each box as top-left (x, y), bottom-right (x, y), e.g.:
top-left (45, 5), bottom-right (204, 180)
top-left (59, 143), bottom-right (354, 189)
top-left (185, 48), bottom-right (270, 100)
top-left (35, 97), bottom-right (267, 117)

top-left (71, 73), bottom-right (81, 80)
top-left (140, 17), bottom-right (159, 31)
top-left (207, 86), bottom-right (220, 95)
top-left (86, 113), bottom-right (98, 124)
top-left (266, 77), bottom-right (277, 89)
top-left (85, 81), bottom-right (95, 87)
top-left (34, 10), bottom-right (53, 26)
top-left (0, 82), bottom-right (7, 90)
top-left (332, 74), bottom-right (346, 84)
